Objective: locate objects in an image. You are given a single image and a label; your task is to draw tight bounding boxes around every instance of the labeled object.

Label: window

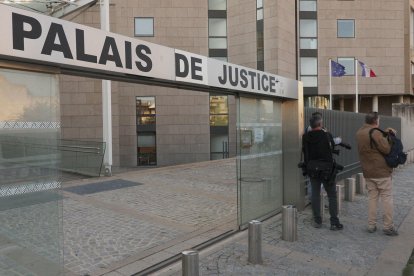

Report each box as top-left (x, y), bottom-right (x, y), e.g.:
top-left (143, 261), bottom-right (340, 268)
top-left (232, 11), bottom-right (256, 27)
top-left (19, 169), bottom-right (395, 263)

top-left (300, 38), bottom-right (317, 49)
top-left (300, 57), bottom-right (317, 75)
top-left (210, 95), bottom-right (229, 160)
top-left (256, 0), bottom-right (264, 70)
top-left (337, 19), bottom-right (355, 38)
top-left (210, 95), bottom-right (229, 126)
top-left (134, 18), bottom-right (154, 37)
top-left (136, 97), bottom-right (156, 166)
top-left (209, 0), bottom-right (226, 10)
top-left (300, 76), bottom-right (317, 87)
top-left (300, 0), bottom-right (317, 12)
top-left (300, 19), bottom-right (317, 37)
top-left (337, 57), bottom-right (355, 75)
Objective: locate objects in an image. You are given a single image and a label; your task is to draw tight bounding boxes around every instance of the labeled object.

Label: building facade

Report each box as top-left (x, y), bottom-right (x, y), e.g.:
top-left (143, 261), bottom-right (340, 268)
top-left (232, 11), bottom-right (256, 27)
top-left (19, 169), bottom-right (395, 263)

top-left (299, 0), bottom-right (414, 115)
top-left (58, 0), bottom-right (297, 168)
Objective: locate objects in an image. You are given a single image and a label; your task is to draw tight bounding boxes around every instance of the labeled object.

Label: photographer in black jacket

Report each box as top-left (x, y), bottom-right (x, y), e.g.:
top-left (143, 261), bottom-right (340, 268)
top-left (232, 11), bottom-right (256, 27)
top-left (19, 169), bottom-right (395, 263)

top-left (302, 114), bottom-right (343, 230)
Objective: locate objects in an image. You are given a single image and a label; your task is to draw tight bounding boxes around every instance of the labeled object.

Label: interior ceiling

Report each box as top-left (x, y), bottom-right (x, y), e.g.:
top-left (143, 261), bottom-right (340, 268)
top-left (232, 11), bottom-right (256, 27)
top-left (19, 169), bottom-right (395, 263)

top-left (0, 0), bottom-right (97, 18)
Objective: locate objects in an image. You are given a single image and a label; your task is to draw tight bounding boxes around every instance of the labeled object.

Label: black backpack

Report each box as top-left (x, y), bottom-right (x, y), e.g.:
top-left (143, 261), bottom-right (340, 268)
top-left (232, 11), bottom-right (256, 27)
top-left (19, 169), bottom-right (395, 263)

top-left (369, 128), bottom-right (407, 168)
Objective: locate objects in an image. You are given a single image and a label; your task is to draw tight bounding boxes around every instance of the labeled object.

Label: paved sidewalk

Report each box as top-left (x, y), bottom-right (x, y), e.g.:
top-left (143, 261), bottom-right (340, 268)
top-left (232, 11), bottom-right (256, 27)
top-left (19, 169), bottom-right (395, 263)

top-left (156, 163), bottom-right (414, 276)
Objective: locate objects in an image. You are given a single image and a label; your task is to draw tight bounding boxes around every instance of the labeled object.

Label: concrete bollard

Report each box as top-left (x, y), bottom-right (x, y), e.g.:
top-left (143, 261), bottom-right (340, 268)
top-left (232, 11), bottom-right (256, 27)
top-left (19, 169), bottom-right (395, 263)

top-left (182, 250), bottom-right (199, 276)
top-left (282, 205), bottom-right (297, 242)
top-left (355, 173), bottom-right (365, 195)
top-left (336, 184), bottom-right (343, 216)
top-left (248, 220), bottom-right (262, 264)
top-left (345, 178), bottom-right (356, 202)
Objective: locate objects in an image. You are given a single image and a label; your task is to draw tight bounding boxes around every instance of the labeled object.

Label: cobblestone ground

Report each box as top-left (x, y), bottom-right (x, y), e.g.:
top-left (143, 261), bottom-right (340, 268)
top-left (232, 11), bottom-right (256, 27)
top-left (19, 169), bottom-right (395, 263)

top-left (61, 159), bottom-right (238, 275)
top-left (161, 164), bottom-right (414, 276)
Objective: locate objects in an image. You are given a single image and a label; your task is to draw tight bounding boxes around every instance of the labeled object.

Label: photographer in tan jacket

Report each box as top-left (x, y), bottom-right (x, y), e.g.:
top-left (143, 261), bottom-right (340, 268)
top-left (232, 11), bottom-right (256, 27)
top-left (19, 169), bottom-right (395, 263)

top-left (356, 112), bottom-right (398, 236)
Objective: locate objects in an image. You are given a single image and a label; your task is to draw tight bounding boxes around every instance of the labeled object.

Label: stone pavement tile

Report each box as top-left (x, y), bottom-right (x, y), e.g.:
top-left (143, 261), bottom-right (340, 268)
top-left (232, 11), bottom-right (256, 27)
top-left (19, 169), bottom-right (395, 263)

top-left (115, 251), bottom-right (173, 276)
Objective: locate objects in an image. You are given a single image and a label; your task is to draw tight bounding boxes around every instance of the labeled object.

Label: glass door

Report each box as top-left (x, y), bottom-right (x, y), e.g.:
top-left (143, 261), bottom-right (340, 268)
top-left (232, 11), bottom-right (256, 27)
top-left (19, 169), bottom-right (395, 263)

top-left (237, 97), bottom-right (283, 226)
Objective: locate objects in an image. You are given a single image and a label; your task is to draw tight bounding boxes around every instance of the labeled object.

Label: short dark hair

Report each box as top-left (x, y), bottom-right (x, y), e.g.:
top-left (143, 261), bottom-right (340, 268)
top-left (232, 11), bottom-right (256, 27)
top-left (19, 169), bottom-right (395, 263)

top-left (310, 114), bottom-right (322, 129)
top-left (312, 111), bottom-right (322, 117)
top-left (365, 112), bottom-right (379, 125)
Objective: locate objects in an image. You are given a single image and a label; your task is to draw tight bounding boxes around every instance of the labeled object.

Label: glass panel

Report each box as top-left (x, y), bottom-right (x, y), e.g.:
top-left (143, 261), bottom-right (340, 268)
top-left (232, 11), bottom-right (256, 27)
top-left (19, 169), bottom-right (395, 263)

top-left (209, 18), bottom-right (227, 37)
top-left (300, 57), bottom-right (317, 75)
top-left (210, 95), bottom-right (228, 115)
top-left (208, 0), bottom-right (226, 10)
top-left (301, 76), bottom-right (318, 87)
top-left (210, 134), bottom-right (229, 160)
top-left (300, 38), bottom-right (317, 49)
top-left (257, 0), bottom-right (263, 8)
top-left (300, 19), bottom-right (317, 37)
top-left (134, 17), bottom-right (154, 36)
top-left (137, 133), bottom-right (156, 165)
top-left (0, 68), bottom-right (63, 274)
top-left (210, 115), bottom-right (229, 126)
top-left (257, 9), bottom-right (263, 20)
top-left (137, 97), bottom-right (156, 125)
top-left (300, 0), bottom-right (317, 11)
top-left (209, 37), bottom-right (227, 49)
top-left (237, 97), bottom-right (283, 225)
top-left (338, 57), bottom-right (355, 75)
top-left (337, 19), bottom-right (354, 38)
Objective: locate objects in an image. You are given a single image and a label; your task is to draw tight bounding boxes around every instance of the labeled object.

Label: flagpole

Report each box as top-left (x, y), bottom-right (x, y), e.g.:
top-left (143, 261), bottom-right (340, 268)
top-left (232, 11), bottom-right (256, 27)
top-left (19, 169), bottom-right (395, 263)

top-left (329, 58), bottom-right (332, 110)
top-left (355, 58), bottom-right (359, 113)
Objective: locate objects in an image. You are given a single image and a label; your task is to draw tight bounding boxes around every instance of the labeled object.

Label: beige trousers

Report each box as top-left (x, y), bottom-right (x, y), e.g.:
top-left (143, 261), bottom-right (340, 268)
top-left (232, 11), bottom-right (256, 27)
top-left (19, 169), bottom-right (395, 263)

top-left (365, 177), bottom-right (394, 230)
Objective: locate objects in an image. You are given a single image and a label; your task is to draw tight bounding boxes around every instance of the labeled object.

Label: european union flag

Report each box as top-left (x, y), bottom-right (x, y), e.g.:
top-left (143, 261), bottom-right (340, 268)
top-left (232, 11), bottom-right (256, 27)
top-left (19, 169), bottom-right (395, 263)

top-left (331, 60), bottom-right (346, 77)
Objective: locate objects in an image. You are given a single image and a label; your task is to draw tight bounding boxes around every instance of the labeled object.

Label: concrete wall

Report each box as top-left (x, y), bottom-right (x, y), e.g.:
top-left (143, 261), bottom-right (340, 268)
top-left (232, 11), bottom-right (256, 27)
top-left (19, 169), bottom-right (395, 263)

top-left (392, 103), bottom-right (414, 151)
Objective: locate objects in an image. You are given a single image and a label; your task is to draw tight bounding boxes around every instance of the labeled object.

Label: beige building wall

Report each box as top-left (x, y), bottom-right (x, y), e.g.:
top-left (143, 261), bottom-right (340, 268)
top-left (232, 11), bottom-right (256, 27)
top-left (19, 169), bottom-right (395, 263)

top-left (318, 0), bottom-right (406, 97)
top-left (264, 0), bottom-right (297, 79)
top-left (227, 0), bottom-right (257, 68)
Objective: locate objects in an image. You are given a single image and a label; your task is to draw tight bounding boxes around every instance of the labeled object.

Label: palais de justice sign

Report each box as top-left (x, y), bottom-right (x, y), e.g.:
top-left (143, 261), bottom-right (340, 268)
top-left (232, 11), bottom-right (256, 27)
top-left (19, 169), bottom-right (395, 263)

top-left (0, 5), bottom-right (298, 100)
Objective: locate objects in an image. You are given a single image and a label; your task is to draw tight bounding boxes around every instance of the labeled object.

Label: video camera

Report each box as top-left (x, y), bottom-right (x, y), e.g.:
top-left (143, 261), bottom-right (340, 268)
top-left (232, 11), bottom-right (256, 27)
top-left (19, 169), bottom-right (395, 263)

top-left (332, 142), bottom-right (351, 155)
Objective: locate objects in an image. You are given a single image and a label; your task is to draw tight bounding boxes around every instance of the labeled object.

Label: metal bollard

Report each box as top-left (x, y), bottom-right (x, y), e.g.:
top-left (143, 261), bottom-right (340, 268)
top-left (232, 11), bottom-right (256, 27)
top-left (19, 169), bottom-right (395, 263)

top-left (355, 173), bottom-right (365, 195)
top-left (248, 220), bottom-right (262, 264)
top-left (282, 205), bottom-right (297, 242)
top-left (320, 191), bottom-right (326, 222)
top-left (344, 178), bottom-right (355, 202)
top-left (336, 184), bottom-right (343, 216)
top-left (182, 250), bottom-right (199, 276)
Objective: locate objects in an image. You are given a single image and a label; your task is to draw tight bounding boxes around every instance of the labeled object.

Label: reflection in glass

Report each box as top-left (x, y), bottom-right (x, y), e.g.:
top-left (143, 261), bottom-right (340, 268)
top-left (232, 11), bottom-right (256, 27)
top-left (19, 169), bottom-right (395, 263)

top-left (136, 97), bottom-right (156, 166)
top-left (237, 98), bottom-right (283, 225)
top-left (136, 97), bottom-right (156, 125)
top-left (0, 68), bottom-right (63, 275)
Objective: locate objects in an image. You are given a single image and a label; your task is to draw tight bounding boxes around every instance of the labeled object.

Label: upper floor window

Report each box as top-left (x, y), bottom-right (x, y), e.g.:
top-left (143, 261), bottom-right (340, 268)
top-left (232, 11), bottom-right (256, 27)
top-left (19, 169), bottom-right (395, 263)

top-left (209, 0), bottom-right (226, 10)
top-left (134, 17), bottom-right (154, 37)
top-left (337, 57), bottom-right (355, 75)
top-left (300, 19), bottom-right (317, 37)
top-left (299, 0), bottom-right (317, 12)
top-left (337, 19), bottom-right (354, 38)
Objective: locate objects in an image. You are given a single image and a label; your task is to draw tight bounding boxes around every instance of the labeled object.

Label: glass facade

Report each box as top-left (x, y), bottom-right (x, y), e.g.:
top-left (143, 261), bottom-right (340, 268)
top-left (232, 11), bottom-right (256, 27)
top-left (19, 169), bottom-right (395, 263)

top-left (237, 97), bottom-right (283, 225)
top-left (0, 68), bottom-right (63, 275)
top-left (210, 95), bottom-right (229, 160)
top-left (136, 97), bottom-right (156, 165)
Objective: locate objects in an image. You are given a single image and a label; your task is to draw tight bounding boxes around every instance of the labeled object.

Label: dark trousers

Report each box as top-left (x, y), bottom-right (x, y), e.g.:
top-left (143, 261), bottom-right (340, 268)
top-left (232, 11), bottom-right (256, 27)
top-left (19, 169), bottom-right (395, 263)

top-left (310, 177), bottom-right (340, 225)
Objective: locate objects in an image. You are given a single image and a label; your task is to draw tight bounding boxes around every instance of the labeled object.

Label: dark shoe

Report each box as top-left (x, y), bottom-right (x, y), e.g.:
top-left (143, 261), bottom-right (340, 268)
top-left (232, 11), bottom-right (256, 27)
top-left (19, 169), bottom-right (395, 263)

top-left (383, 227), bottom-right (399, 236)
top-left (312, 221), bottom-right (322, 228)
top-left (367, 226), bottom-right (377, 233)
top-left (330, 223), bottom-right (344, 231)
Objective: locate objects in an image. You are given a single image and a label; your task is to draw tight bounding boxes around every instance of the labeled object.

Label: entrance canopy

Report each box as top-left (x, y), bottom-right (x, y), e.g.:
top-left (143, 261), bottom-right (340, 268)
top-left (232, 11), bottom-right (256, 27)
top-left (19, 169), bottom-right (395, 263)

top-left (0, 0), bottom-right (97, 18)
top-left (0, 4), bottom-right (298, 100)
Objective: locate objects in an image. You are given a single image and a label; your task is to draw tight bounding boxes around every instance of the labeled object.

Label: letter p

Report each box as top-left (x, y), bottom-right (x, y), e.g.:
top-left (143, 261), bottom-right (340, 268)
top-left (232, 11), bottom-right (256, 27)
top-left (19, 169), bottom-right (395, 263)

top-left (12, 13), bottom-right (41, 51)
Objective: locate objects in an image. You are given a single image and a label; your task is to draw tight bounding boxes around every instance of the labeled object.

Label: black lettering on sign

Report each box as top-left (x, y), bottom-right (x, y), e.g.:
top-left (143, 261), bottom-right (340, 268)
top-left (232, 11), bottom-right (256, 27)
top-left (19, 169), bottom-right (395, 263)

top-left (248, 71), bottom-right (256, 90)
top-left (240, 69), bottom-right (248, 88)
top-left (12, 13), bottom-right (42, 51)
top-left (75, 29), bottom-right (97, 63)
top-left (261, 74), bottom-right (269, 91)
top-left (125, 41), bottom-right (132, 69)
top-left (191, 57), bottom-right (203, 81)
top-left (136, 44), bottom-right (152, 72)
top-left (41, 23), bottom-right (73, 59)
top-left (269, 76), bottom-right (276, 93)
top-left (218, 64), bottom-right (228, 85)
top-left (175, 53), bottom-right (189, 78)
top-left (228, 66), bottom-right (239, 86)
top-left (99, 36), bottom-right (123, 67)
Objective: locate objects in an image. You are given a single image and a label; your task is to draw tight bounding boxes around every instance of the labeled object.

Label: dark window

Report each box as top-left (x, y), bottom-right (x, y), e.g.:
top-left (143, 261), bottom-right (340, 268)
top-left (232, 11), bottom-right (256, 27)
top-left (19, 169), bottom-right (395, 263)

top-left (136, 97), bottom-right (156, 166)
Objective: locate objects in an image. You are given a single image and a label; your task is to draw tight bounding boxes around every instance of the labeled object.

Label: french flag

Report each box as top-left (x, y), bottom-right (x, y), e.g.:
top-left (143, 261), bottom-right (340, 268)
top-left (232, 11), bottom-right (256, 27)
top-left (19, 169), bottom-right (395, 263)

top-left (359, 61), bottom-right (377, 77)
